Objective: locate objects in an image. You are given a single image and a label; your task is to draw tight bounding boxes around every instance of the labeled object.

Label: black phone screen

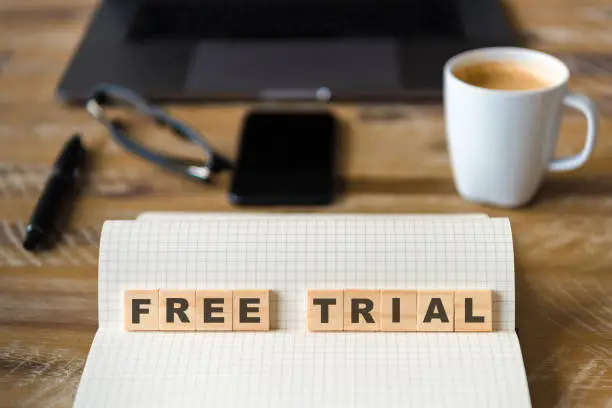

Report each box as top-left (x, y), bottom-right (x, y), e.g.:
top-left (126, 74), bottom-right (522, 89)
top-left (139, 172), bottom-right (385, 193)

top-left (229, 111), bottom-right (338, 205)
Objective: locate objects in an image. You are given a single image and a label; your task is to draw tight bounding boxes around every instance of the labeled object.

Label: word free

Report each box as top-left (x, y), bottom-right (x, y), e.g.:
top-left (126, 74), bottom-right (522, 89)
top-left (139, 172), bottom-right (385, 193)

top-left (124, 289), bottom-right (270, 331)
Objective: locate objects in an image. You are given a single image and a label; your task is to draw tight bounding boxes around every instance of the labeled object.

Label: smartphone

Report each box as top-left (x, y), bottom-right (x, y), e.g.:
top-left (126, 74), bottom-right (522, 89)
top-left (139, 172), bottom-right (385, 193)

top-left (229, 110), bottom-right (338, 206)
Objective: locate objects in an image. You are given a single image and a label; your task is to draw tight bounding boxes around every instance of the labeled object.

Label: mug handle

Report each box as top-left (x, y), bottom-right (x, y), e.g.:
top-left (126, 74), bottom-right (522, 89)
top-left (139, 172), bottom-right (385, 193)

top-left (548, 93), bottom-right (599, 172)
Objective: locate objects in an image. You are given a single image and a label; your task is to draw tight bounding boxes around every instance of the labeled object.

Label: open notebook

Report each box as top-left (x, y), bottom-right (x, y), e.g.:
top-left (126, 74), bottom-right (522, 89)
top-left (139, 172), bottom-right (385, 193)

top-left (74, 214), bottom-right (531, 408)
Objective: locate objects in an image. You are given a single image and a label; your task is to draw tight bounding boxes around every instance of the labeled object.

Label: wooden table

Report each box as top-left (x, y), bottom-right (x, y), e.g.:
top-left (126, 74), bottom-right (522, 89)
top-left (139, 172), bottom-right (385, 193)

top-left (1, 0), bottom-right (612, 407)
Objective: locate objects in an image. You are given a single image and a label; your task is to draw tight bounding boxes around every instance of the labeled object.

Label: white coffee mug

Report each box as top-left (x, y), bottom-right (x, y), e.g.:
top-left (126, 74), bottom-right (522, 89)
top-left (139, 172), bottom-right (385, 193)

top-left (444, 47), bottom-right (598, 208)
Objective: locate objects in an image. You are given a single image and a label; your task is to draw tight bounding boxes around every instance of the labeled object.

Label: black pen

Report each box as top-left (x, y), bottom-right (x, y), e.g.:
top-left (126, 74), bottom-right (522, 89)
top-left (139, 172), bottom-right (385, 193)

top-left (23, 134), bottom-right (88, 251)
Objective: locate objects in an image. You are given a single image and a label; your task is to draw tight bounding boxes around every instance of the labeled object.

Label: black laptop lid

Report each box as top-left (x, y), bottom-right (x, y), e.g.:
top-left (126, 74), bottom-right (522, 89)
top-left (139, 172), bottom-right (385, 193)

top-left (127, 0), bottom-right (463, 40)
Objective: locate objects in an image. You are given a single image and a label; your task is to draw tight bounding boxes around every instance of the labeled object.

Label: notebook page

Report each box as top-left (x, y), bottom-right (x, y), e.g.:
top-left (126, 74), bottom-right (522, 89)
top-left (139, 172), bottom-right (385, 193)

top-left (74, 216), bottom-right (529, 408)
top-left (74, 331), bottom-right (530, 408)
top-left (136, 212), bottom-right (490, 220)
top-left (99, 217), bottom-right (514, 331)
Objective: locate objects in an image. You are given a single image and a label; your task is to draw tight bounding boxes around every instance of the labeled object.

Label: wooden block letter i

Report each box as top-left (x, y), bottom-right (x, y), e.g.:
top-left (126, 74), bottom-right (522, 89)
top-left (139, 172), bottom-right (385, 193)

top-left (381, 289), bottom-right (417, 332)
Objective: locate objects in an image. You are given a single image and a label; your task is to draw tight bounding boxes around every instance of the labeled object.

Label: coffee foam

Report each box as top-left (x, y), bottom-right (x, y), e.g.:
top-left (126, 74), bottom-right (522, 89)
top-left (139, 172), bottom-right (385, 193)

top-left (453, 60), bottom-right (553, 91)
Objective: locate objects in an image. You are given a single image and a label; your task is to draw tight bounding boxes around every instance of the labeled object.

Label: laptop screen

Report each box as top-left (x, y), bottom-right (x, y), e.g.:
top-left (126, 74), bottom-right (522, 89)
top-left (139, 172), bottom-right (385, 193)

top-left (127, 0), bottom-right (464, 40)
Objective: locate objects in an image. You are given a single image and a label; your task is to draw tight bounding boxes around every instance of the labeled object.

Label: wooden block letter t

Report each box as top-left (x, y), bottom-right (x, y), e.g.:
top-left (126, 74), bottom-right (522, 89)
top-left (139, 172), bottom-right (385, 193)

top-left (307, 289), bottom-right (344, 331)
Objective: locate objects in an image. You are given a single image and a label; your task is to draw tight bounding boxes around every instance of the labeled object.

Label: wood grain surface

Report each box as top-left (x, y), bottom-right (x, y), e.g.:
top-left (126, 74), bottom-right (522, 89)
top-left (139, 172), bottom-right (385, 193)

top-left (1, 0), bottom-right (612, 407)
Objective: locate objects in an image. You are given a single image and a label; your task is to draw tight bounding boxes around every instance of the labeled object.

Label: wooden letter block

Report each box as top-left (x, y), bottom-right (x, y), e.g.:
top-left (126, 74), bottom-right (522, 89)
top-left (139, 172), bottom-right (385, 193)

top-left (417, 290), bottom-right (454, 332)
top-left (381, 290), bottom-right (417, 332)
top-left (307, 289), bottom-right (344, 331)
top-left (196, 290), bottom-right (233, 331)
top-left (124, 289), bottom-right (159, 331)
top-left (159, 290), bottom-right (196, 331)
top-left (344, 289), bottom-right (380, 331)
top-left (454, 290), bottom-right (493, 332)
top-left (233, 290), bottom-right (270, 331)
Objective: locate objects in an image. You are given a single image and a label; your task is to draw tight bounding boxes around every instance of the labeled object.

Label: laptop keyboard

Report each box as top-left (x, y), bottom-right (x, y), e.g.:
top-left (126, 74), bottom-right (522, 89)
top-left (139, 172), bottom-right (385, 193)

top-left (127, 1), bottom-right (464, 40)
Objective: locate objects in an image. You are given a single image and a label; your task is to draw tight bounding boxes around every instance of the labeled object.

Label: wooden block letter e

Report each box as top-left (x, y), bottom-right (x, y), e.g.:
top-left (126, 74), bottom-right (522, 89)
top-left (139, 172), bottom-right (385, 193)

top-left (233, 290), bottom-right (270, 331)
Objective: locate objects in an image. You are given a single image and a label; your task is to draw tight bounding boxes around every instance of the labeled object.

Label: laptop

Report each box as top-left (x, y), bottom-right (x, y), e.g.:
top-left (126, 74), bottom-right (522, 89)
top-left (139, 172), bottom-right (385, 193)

top-left (56, 0), bottom-right (519, 104)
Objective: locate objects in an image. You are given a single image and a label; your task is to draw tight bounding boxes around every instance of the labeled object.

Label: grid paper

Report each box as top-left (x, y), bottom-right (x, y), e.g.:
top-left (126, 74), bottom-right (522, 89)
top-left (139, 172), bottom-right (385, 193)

top-left (136, 212), bottom-right (491, 221)
top-left (73, 215), bottom-right (530, 408)
top-left (74, 332), bottom-right (530, 408)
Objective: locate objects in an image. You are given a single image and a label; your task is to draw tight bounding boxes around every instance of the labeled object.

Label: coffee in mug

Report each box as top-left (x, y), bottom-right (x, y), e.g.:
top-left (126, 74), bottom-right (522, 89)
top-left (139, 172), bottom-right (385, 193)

top-left (452, 61), bottom-right (551, 91)
top-left (444, 47), bottom-right (599, 208)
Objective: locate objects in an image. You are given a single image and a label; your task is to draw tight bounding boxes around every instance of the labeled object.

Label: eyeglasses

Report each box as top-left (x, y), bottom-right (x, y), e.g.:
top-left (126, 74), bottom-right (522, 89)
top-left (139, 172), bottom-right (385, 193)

top-left (85, 84), bottom-right (233, 183)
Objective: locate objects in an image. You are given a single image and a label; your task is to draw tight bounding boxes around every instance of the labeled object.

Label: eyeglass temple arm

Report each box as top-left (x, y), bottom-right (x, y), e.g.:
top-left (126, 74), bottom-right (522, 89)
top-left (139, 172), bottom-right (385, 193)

top-left (86, 99), bottom-right (217, 182)
top-left (153, 111), bottom-right (234, 173)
